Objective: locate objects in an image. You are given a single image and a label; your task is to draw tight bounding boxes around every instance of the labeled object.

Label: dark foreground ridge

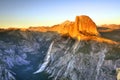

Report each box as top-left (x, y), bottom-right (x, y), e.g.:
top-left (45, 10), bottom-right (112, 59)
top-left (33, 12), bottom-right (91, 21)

top-left (0, 15), bottom-right (120, 80)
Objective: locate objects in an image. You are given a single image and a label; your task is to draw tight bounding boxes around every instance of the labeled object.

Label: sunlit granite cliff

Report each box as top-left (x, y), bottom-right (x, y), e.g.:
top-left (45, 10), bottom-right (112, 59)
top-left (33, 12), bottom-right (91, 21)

top-left (29, 15), bottom-right (117, 43)
top-left (29, 15), bottom-right (100, 39)
top-left (0, 15), bottom-right (120, 80)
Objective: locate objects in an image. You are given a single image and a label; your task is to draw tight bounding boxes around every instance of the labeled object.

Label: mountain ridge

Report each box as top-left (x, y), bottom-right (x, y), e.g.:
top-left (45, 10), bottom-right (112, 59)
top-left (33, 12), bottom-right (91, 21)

top-left (0, 15), bottom-right (120, 80)
top-left (0, 15), bottom-right (119, 44)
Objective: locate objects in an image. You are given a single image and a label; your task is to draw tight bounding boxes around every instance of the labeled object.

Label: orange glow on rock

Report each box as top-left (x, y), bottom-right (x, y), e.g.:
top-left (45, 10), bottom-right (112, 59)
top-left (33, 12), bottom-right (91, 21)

top-left (27, 15), bottom-right (119, 44)
top-left (2, 15), bottom-right (118, 44)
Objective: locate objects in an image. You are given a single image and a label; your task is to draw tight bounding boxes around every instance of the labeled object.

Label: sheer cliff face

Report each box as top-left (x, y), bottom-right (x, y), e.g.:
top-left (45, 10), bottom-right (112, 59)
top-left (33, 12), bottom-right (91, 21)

top-left (0, 30), bottom-right (59, 80)
top-left (69, 15), bottom-right (100, 40)
top-left (44, 38), bottom-right (120, 80)
top-left (28, 15), bottom-right (100, 40)
top-left (75, 15), bottom-right (100, 36)
top-left (0, 15), bottom-right (120, 80)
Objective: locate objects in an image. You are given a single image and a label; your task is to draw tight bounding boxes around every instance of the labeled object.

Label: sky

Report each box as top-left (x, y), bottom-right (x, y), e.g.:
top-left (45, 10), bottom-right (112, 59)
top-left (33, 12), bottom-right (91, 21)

top-left (0, 0), bottom-right (120, 28)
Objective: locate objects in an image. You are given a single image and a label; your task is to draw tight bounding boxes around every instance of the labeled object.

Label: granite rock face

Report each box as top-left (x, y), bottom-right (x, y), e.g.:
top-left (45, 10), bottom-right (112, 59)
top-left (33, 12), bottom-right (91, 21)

top-left (0, 29), bottom-right (59, 80)
top-left (75, 15), bottom-right (100, 36)
top-left (0, 15), bottom-right (120, 80)
top-left (68, 15), bottom-right (100, 40)
top-left (41, 38), bottom-right (120, 80)
top-left (28, 15), bottom-right (100, 40)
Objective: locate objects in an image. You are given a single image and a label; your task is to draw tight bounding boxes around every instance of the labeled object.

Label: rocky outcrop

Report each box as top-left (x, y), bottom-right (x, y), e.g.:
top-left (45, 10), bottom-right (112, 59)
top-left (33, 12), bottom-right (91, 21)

top-left (68, 15), bottom-right (100, 40)
top-left (28, 15), bottom-right (100, 40)
top-left (75, 15), bottom-right (100, 36)
top-left (116, 68), bottom-right (120, 80)
top-left (41, 38), bottom-right (120, 80)
top-left (0, 29), bottom-right (59, 80)
top-left (0, 15), bottom-right (120, 80)
top-left (28, 15), bottom-right (118, 43)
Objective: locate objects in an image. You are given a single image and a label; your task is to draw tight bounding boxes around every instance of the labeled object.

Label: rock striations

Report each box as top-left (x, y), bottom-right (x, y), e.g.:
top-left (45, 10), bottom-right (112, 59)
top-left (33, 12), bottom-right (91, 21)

top-left (68, 15), bottom-right (100, 40)
top-left (0, 15), bottom-right (120, 80)
top-left (29, 15), bottom-right (100, 40)
top-left (75, 15), bottom-right (100, 36)
top-left (28, 15), bottom-right (117, 44)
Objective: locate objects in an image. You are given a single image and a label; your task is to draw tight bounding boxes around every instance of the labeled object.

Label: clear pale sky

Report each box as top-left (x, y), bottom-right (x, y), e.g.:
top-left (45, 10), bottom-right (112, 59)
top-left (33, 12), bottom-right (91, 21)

top-left (0, 0), bottom-right (120, 28)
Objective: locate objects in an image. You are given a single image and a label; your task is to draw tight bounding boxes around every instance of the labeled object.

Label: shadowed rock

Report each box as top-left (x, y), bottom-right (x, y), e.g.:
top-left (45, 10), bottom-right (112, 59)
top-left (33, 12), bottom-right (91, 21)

top-left (0, 15), bottom-right (120, 80)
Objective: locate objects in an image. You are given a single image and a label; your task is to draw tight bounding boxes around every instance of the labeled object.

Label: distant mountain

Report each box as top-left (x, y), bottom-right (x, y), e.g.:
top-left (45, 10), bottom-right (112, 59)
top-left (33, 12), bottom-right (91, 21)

top-left (101, 24), bottom-right (120, 29)
top-left (0, 15), bottom-right (120, 80)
